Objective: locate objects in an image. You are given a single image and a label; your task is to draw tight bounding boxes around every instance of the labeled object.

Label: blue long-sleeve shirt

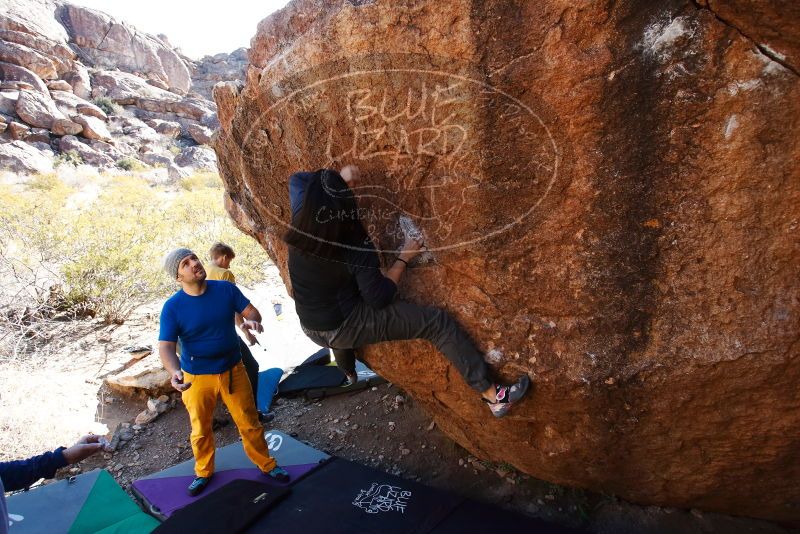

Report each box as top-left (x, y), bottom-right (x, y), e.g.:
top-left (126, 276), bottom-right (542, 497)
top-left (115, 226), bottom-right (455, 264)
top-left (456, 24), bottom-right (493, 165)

top-left (1, 448), bottom-right (67, 534)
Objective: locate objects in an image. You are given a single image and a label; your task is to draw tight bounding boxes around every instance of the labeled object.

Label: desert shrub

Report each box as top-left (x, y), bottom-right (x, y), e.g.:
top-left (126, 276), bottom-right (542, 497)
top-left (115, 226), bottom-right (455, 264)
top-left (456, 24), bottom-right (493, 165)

top-left (115, 157), bottom-right (146, 171)
top-left (54, 150), bottom-right (83, 168)
top-left (92, 96), bottom-right (123, 116)
top-left (161, 186), bottom-right (269, 287)
top-left (167, 144), bottom-right (182, 156)
top-left (179, 171), bottom-right (222, 191)
top-left (0, 169), bottom-right (271, 330)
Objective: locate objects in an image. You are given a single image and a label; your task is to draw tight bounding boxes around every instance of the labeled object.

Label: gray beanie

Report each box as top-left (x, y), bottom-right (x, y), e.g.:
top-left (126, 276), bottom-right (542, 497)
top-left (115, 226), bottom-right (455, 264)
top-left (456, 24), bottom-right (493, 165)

top-left (163, 248), bottom-right (194, 280)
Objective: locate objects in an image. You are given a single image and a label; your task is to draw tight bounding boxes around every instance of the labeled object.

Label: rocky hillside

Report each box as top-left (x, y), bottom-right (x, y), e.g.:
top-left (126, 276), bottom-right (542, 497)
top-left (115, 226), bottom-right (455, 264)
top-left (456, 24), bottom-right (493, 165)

top-left (214, 0), bottom-right (800, 524)
top-left (0, 0), bottom-right (246, 178)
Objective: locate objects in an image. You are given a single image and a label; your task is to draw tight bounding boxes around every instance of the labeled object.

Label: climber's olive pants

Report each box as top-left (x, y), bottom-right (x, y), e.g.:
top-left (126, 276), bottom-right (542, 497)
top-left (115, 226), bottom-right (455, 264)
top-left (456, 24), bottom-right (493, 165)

top-left (302, 300), bottom-right (492, 393)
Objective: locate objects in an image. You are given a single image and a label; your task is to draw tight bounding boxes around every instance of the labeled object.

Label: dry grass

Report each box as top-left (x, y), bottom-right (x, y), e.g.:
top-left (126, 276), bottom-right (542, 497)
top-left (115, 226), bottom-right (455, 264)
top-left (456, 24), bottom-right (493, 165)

top-left (0, 358), bottom-right (107, 462)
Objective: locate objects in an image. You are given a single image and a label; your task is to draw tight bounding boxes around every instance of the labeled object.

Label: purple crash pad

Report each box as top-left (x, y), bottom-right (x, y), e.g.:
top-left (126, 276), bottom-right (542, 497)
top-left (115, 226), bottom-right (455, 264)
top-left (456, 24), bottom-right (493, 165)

top-left (133, 463), bottom-right (318, 518)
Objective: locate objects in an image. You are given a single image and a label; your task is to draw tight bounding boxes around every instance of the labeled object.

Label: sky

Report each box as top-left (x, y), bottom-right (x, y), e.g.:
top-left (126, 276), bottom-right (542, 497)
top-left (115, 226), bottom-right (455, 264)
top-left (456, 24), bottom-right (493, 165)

top-left (69, 0), bottom-right (292, 59)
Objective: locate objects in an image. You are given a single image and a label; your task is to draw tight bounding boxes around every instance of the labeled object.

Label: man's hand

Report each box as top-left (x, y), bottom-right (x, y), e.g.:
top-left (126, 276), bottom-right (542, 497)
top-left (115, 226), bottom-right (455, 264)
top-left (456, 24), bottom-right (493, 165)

top-left (241, 319), bottom-right (263, 335)
top-left (62, 435), bottom-right (105, 464)
top-left (241, 327), bottom-right (258, 346)
top-left (171, 370), bottom-right (191, 392)
top-left (340, 164), bottom-right (360, 189)
top-left (400, 236), bottom-right (426, 263)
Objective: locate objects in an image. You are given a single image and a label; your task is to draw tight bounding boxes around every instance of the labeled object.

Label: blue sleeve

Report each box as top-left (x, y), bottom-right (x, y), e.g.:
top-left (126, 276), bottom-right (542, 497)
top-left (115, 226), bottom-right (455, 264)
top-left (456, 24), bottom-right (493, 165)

top-left (231, 283), bottom-right (250, 314)
top-left (289, 172), bottom-right (316, 218)
top-left (158, 299), bottom-right (179, 342)
top-left (0, 448), bottom-right (68, 492)
top-left (349, 249), bottom-right (397, 309)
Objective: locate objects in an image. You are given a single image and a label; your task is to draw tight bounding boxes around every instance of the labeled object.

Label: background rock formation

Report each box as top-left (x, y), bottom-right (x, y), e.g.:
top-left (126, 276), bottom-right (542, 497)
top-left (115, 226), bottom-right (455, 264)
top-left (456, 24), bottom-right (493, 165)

top-left (191, 48), bottom-right (248, 100)
top-left (0, 0), bottom-right (249, 175)
top-left (214, 0), bottom-right (800, 523)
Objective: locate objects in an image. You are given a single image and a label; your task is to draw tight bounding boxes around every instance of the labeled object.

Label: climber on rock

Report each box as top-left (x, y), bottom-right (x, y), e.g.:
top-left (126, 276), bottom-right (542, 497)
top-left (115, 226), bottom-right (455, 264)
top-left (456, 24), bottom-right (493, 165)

top-left (284, 165), bottom-right (530, 417)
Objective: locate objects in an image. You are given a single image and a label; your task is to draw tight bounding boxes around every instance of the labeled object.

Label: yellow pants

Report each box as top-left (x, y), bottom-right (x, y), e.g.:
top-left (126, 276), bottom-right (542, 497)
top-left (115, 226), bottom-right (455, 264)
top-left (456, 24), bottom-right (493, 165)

top-left (181, 361), bottom-right (276, 477)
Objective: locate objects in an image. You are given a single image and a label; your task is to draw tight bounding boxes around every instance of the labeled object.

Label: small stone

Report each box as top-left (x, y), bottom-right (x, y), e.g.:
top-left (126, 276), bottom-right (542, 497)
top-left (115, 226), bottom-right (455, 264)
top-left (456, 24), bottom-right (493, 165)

top-left (69, 467), bottom-right (80, 474)
top-left (147, 397), bottom-right (169, 414)
top-left (371, 387), bottom-right (378, 391)
top-left (400, 448), bottom-right (411, 456)
top-left (496, 467), bottom-right (511, 478)
top-left (333, 418), bottom-right (340, 424)
top-left (506, 477), bottom-right (517, 485)
top-left (378, 454), bottom-right (384, 461)
top-left (352, 424), bottom-right (359, 430)
top-left (426, 421), bottom-right (436, 431)
top-left (458, 459), bottom-right (465, 466)
top-left (395, 395), bottom-right (405, 404)
top-left (134, 409), bottom-right (159, 425)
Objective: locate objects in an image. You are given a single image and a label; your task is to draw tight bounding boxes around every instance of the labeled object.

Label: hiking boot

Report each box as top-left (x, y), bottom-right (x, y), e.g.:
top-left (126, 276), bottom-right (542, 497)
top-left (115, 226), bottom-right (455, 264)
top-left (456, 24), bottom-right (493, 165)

top-left (263, 465), bottom-right (290, 483)
top-left (485, 375), bottom-right (531, 418)
top-left (187, 476), bottom-right (211, 496)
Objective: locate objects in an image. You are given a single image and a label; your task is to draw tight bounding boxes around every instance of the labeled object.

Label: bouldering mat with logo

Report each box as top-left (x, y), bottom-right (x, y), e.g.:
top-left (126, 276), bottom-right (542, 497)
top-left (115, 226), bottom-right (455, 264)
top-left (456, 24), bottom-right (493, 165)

top-left (131, 430), bottom-right (328, 520)
top-left (5, 468), bottom-right (159, 533)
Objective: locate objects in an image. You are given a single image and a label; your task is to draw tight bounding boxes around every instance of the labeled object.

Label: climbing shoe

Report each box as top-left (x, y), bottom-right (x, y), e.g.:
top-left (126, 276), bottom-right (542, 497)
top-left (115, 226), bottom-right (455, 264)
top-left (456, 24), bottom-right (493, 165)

top-left (264, 465), bottom-right (290, 483)
top-left (258, 411), bottom-right (275, 424)
top-left (343, 371), bottom-right (358, 387)
top-left (187, 476), bottom-right (211, 496)
top-left (485, 375), bottom-right (531, 418)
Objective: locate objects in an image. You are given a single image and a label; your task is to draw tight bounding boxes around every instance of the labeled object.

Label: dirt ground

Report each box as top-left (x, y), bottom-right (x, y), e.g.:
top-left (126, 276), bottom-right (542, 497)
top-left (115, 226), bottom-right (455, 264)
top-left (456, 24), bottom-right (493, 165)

top-left (68, 381), bottom-right (794, 534)
top-left (2, 265), bottom-right (795, 533)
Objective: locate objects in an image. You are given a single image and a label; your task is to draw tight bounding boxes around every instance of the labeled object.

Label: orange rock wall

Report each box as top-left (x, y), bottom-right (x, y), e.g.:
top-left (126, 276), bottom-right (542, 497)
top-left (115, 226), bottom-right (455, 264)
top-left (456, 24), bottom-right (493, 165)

top-left (214, 0), bottom-right (800, 522)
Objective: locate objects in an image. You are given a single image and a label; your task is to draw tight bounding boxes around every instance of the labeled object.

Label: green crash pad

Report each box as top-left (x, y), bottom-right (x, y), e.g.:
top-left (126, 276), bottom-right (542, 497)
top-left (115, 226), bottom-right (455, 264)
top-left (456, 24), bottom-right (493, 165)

top-left (6, 469), bottom-right (158, 534)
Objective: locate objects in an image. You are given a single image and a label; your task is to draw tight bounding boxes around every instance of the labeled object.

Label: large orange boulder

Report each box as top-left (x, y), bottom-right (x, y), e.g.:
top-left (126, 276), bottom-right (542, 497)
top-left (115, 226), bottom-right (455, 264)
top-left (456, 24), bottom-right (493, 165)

top-left (214, 0), bottom-right (800, 522)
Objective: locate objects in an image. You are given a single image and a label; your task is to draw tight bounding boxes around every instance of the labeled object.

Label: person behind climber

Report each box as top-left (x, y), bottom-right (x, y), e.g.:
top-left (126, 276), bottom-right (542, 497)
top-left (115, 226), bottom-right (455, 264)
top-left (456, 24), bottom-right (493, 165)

top-left (206, 242), bottom-right (272, 423)
top-left (284, 165), bottom-right (531, 417)
top-left (158, 248), bottom-right (289, 497)
top-left (1, 435), bottom-right (104, 534)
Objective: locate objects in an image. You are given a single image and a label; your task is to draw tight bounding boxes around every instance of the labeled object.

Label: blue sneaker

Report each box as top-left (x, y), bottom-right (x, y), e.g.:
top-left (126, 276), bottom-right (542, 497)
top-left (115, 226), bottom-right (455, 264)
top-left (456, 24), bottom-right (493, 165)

top-left (264, 465), bottom-right (290, 483)
top-left (187, 476), bottom-right (211, 496)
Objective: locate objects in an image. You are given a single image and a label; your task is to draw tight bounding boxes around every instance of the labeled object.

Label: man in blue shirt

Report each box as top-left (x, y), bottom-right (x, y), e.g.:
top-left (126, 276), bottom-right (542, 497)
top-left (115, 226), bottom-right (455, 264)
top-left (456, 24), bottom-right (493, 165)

top-left (158, 248), bottom-right (289, 496)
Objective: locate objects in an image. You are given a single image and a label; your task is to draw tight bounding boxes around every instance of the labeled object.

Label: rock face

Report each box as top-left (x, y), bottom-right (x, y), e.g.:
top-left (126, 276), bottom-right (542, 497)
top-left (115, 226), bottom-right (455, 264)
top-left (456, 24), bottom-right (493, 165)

top-left (214, 0), bottom-right (800, 523)
top-left (0, 139), bottom-right (52, 173)
top-left (56, 4), bottom-right (192, 93)
top-left (0, 0), bottom-right (239, 175)
top-left (15, 88), bottom-right (64, 128)
top-left (191, 48), bottom-right (249, 100)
